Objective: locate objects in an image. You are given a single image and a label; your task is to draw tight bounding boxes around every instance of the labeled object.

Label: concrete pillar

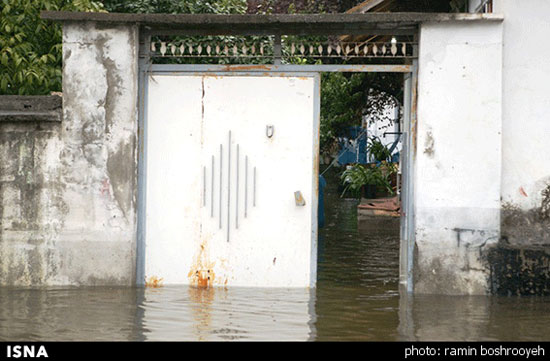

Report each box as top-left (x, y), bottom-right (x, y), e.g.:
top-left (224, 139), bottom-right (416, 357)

top-left (57, 22), bottom-right (140, 285)
top-left (414, 20), bottom-right (503, 294)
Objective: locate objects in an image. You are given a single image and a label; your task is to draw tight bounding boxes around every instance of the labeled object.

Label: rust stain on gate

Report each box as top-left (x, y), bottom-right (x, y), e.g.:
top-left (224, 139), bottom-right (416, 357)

top-left (188, 235), bottom-right (217, 288)
top-left (145, 275), bottom-right (164, 288)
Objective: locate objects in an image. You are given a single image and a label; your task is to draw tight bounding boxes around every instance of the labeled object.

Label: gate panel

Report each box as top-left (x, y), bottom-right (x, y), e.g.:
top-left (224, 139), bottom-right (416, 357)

top-left (145, 75), bottom-right (204, 285)
top-left (144, 73), bottom-right (319, 288)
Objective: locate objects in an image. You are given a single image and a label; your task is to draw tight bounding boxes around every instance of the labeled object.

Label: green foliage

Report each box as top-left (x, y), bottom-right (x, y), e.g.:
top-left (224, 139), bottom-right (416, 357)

top-left (340, 138), bottom-right (397, 197)
top-left (249, 0), bottom-right (334, 14)
top-left (0, 0), bottom-right (104, 95)
top-left (368, 136), bottom-right (391, 163)
top-left (320, 72), bottom-right (367, 151)
top-left (99, 0), bottom-right (247, 14)
top-left (340, 162), bottom-right (396, 198)
top-left (320, 72), bottom-right (402, 154)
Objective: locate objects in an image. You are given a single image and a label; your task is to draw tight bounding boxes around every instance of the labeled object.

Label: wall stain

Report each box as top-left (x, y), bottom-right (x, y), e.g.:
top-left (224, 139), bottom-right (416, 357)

top-left (423, 130), bottom-right (435, 157)
top-left (106, 140), bottom-right (135, 220)
top-left (487, 245), bottom-right (550, 296)
top-left (541, 184), bottom-right (550, 220)
top-left (94, 34), bottom-right (123, 136)
top-left (490, 183), bottom-right (550, 295)
top-left (501, 190), bottom-right (550, 246)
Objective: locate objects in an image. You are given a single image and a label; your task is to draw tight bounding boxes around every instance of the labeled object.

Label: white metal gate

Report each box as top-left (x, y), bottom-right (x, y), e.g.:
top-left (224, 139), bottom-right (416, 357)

top-left (142, 71), bottom-right (320, 287)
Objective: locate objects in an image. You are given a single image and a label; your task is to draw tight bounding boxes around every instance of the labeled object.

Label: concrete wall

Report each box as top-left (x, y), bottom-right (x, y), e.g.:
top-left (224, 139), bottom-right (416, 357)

top-left (0, 22), bottom-right (139, 286)
top-left (479, 0), bottom-right (550, 296)
top-left (416, 5), bottom-right (550, 295)
top-left (0, 96), bottom-right (62, 122)
top-left (414, 21), bottom-right (503, 294)
top-left (493, 0), bottom-right (550, 247)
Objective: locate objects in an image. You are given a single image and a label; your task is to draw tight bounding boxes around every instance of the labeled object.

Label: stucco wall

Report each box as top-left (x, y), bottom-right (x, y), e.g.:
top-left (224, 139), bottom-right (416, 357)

top-left (475, 0), bottom-right (550, 296)
top-left (493, 0), bottom-right (550, 247)
top-left (414, 21), bottom-right (503, 294)
top-left (0, 22), bottom-right (139, 286)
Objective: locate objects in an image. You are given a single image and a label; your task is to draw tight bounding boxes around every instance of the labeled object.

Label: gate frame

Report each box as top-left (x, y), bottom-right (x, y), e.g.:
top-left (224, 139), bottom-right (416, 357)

top-left (133, 15), bottom-right (420, 291)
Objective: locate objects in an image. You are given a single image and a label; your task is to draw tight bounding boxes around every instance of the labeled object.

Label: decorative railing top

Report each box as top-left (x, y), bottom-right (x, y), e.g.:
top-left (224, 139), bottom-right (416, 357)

top-left (148, 34), bottom-right (418, 64)
top-left (150, 40), bottom-right (416, 60)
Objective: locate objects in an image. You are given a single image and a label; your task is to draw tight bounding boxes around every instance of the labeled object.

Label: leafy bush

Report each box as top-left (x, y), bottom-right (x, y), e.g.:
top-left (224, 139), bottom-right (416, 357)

top-left (340, 162), bottom-right (397, 198)
top-left (0, 0), bottom-right (105, 95)
top-left (0, 0), bottom-right (249, 95)
top-left (320, 72), bottom-right (366, 152)
top-left (99, 0), bottom-right (247, 14)
top-left (320, 71), bottom-right (403, 157)
top-left (368, 136), bottom-right (392, 163)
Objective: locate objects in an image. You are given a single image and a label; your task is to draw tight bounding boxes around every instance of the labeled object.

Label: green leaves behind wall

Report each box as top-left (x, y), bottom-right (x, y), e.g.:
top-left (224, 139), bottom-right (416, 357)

top-left (0, 0), bottom-right (104, 95)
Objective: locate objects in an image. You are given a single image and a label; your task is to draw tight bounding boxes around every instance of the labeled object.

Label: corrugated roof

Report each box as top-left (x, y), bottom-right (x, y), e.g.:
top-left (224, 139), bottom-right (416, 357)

top-left (346, 0), bottom-right (397, 14)
top-left (341, 0), bottom-right (400, 43)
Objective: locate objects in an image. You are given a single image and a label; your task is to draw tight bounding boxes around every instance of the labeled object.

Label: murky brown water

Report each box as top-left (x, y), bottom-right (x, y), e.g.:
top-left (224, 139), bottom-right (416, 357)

top-left (0, 170), bottom-right (549, 341)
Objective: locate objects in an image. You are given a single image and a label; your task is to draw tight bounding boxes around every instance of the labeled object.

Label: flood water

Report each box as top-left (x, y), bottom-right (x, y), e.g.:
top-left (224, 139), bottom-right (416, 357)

top-left (1, 171), bottom-right (550, 341)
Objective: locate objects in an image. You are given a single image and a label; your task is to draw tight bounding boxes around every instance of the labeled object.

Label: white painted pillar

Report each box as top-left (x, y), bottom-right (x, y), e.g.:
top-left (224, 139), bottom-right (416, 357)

top-left (414, 20), bottom-right (503, 294)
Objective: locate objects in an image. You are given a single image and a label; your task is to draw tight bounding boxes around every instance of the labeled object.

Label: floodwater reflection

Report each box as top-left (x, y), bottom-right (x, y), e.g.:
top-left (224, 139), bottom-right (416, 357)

top-left (399, 293), bottom-right (550, 341)
top-left (139, 286), bottom-right (315, 341)
top-left (0, 286), bottom-right (316, 341)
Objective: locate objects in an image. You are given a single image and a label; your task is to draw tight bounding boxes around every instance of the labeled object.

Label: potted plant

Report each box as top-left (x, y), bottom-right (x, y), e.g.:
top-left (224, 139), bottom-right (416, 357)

top-left (340, 162), bottom-right (396, 199)
top-left (367, 136), bottom-right (392, 163)
top-left (340, 136), bottom-right (398, 198)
